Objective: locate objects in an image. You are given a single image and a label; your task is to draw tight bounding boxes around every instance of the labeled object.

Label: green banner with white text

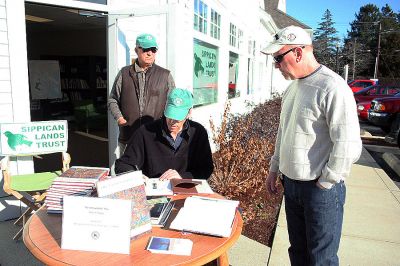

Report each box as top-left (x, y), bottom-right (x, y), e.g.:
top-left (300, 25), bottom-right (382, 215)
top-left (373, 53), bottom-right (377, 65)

top-left (193, 39), bottom-right (218, 106)
top-left (0, 120), bottom-right (68, 155)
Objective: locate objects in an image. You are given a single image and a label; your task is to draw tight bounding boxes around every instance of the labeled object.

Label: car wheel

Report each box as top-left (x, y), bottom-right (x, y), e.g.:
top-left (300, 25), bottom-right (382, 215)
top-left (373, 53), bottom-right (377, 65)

top-left (381, 126), bottom-right (391, 133)
top-left (398, 133), bottom-right (400, 149)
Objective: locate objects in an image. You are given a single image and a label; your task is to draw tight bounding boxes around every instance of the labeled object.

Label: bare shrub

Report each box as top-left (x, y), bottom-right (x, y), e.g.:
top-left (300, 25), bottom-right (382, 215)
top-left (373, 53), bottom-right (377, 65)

top-left (209, 97), bottom-right (284, 245)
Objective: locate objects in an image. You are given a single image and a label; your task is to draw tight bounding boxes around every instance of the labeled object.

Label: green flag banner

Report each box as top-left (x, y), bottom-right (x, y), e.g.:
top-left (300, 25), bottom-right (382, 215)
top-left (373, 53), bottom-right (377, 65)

top-left (193, 40), bottom-right (219, 106)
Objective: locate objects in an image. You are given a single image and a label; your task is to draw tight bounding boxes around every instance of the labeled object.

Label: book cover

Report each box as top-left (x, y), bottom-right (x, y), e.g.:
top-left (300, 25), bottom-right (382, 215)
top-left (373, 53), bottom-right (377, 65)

top-left (96, 170), bottom-right (152, 239)
top-left (147, 197), bottom-right (173, 226)
top-left (170, 179), bottom-right (202, 194)
top-left (146, 236), bottom-right (193, 256)
top-left (59, 166), bottom-right (109, 180)
top-left (148, 197), bottom-right (170, 218)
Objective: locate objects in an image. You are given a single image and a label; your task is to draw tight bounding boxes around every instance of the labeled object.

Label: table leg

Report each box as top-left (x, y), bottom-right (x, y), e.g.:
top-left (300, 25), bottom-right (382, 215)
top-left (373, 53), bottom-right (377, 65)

top-left (217, 252), bottom-right (229, 266)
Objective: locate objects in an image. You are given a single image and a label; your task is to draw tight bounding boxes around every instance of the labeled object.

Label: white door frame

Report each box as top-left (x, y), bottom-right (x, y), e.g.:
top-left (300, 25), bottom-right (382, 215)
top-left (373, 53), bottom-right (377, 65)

top-left (107, 5), bottom-right (171, 172)
top-left (25, 0), bottom-right (108, 12)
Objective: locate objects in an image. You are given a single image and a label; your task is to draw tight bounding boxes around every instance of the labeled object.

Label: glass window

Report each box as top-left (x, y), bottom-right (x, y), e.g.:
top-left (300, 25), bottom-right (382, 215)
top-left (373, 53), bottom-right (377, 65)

top-left (210, 9), bottom-right (221, 40)
top-left (193, 39), bottom-right (219, 106)
top-left (238, 29), bottom-right (243, 49)
top-left (194, 0), bottom-right (208, 34)
top-left (248, 40), bottom-right (252, 55)
top-left (229, 23), bottom-right (237, 47)
top-left (247, 58), bottom-right (254, 95)
top-left (228, 52), bottom-right (239, 99)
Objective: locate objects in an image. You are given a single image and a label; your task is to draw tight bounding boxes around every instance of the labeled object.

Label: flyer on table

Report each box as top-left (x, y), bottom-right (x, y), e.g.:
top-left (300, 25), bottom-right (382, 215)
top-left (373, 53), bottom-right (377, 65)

top-left (61, 196), bottom-right (132, 254)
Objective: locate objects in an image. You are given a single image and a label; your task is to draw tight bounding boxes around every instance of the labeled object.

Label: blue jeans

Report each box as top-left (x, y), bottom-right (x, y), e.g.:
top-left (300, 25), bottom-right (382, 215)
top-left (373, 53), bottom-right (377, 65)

top-left (283, 175), bottom-right (346, 266)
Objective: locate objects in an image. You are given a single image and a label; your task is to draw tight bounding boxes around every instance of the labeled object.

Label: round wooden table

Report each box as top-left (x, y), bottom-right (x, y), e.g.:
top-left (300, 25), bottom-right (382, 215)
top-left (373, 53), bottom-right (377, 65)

top-left (23, 194), bottom-right (243, 266)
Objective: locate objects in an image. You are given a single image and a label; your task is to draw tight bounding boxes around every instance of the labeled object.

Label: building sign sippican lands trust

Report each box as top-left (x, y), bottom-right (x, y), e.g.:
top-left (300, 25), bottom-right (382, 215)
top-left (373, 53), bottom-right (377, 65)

top-left (0, 120), bottom-right (68, 156)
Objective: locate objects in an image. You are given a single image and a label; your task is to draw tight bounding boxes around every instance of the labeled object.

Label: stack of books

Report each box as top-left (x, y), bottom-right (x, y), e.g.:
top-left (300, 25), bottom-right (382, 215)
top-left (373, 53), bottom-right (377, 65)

top-left (45, 166), bottom-right (109, 214)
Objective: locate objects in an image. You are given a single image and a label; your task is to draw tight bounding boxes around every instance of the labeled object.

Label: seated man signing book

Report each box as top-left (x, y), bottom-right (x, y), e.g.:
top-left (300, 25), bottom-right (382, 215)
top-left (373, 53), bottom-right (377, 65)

top-left (115, 88), bottom-right (213, 180)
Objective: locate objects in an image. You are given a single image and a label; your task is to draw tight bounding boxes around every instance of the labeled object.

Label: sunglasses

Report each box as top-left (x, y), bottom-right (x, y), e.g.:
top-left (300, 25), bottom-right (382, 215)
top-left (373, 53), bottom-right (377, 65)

top-left (139, 47), bottom-right (158, 53)
top-left (273, 46), bottom-right (305, 63)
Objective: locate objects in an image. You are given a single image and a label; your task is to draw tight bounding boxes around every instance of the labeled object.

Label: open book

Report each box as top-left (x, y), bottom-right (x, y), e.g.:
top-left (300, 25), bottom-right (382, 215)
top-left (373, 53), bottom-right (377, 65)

top-left (169, 196), bottom-right (239, 237)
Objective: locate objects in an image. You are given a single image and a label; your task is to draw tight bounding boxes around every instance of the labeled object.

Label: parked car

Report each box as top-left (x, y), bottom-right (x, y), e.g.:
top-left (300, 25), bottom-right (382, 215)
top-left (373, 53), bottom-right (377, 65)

top-left (357, 101), bottom-right (371, 121)
top-left (349, 79), bottom-right (378, 93)
top-left (353, 84), bottom-right (400, 103)
top-left (368, 92), bottom-right (400, 133)
top-left (385, 114), bottom-right (400, 148)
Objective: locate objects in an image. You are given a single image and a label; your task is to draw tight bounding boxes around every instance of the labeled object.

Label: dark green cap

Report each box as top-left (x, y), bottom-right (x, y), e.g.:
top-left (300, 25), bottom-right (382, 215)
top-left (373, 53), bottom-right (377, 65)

top-left (164, 89), bottom-right (193, 121)
top-left (136, 33), bottom-right (158, 49)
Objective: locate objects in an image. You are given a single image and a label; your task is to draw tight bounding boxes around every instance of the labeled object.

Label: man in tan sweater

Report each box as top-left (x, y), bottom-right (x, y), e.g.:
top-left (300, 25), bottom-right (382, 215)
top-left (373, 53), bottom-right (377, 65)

top-left (263, 26), bottom-right (362, 265)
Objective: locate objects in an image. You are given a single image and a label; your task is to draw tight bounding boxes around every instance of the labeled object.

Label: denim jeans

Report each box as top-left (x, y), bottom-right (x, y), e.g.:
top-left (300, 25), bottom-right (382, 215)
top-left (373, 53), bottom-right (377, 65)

top-left (283, 175), bottom-right (346, 266)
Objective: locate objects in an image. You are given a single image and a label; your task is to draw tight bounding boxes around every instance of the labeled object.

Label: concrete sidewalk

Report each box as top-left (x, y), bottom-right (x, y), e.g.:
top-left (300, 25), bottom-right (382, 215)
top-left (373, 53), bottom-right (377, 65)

top-left (268, 147), bottom-right (400, 265)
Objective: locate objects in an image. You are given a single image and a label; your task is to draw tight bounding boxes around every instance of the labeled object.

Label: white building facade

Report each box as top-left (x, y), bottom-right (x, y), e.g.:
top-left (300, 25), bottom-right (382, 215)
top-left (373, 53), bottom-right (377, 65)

top-left (0, 0), bottom-right (289, 219)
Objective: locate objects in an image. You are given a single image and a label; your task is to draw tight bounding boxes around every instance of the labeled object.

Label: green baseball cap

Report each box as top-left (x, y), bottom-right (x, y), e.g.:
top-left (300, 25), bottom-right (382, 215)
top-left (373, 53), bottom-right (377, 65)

top-left (136, 33), bottom-right (158, 49)
top-left (164, 89), bottom-right (193, 121)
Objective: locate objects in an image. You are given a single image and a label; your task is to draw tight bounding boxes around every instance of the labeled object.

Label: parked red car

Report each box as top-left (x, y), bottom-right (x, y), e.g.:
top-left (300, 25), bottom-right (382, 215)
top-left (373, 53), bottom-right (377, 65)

top-left (353, 84), bottom-right (400, 103)
top-left (357, 101), bottom-right (371, 121)
top-left (349, 79), bottom-right (378, 93)
top-left (368, 92), bottom-right (400, 133)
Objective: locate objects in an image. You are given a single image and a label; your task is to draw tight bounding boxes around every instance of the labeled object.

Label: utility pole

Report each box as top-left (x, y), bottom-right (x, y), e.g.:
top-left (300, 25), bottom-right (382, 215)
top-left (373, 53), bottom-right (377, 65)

top-left (374, 21), bottom-right (381, 79)
top-left (352, 38), bottom-right (356, 80)
top-left (335, 42), bottom-right (339, 74)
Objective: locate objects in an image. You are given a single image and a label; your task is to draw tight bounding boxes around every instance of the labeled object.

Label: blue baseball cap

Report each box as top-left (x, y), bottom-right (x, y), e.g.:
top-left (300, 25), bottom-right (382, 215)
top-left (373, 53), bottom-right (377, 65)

top-left (164, 89), bottom-right (193, 121)
top-left (136, 33), bottom-right (158, 49)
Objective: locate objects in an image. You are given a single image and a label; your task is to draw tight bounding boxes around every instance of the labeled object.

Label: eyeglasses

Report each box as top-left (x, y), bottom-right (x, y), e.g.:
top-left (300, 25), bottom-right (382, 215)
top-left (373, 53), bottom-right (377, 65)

top-left (139, 47), bottom-right (158, 53)
top-left (273, 46), bottom-right (305, 63)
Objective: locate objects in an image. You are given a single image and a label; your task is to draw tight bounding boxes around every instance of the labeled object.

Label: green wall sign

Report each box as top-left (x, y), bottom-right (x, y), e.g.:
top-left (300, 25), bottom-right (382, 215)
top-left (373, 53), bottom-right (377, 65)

top-left (193, 40), bottom-right (219, 106)
top-left (0, 120), bottom-right (68, 155)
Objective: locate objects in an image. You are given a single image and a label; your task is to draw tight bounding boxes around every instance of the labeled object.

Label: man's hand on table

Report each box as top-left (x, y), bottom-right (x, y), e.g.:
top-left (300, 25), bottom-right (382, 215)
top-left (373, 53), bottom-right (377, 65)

top-left (159, 169), bottom-right (182, 181)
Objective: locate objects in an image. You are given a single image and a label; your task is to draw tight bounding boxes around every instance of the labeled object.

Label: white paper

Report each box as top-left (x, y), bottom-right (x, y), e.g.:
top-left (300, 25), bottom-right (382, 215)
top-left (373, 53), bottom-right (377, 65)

top-left (28, 60), bottom-right (62, 100)
top-left (194, 180), bottom-right (214, 194)
top-left (61, 196), bottom-right (132, 254)
top-left (144, 179), bottom-right (213, 196)
top-left (170, 196), bottom-right (239, 237)
top-left (96, 170), bottom-right (143, 197)
top-left (145, 179), bottom-right (173, 196)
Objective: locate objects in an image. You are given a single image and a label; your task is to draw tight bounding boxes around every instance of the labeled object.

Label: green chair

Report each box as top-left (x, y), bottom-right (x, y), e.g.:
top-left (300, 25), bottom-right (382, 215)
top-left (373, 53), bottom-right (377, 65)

top-left (73, 100), bottom-right (107, 133)
top-left (0, 120), bottom-right (70, 240)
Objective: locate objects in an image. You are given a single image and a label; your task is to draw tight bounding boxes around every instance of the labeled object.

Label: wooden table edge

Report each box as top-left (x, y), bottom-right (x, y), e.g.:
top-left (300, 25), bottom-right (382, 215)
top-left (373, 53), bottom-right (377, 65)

top-left (23, 196), bottom-right (244, 266)
top-left (23, 209), bottom-right (69, 266)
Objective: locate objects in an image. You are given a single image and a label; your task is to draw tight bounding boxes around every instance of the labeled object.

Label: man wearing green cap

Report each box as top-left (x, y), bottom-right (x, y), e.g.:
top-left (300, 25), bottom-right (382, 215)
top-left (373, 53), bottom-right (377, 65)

top-left (115, 88), bottom-right (213, 180)
top-left (108, 33), bottom-right (175, 156)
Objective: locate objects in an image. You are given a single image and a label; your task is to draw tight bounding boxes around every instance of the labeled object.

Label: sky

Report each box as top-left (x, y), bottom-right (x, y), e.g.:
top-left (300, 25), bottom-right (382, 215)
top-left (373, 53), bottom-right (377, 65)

top-left (286, 0), bottom-right (400, 41)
